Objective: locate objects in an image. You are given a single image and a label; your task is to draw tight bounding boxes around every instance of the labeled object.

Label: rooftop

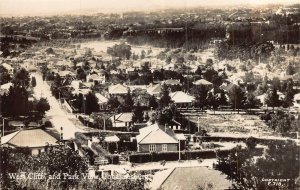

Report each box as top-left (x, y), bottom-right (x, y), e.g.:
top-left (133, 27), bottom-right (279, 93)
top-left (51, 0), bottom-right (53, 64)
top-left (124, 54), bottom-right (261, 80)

top-left (1, 129), bottom-right (59, 148)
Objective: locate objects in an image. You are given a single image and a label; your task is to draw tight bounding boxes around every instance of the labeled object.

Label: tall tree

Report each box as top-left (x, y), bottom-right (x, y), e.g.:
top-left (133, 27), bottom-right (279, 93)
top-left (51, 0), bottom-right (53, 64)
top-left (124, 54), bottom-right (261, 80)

top-left (265, 87), bottom-right (281, 111)
top-left (148, 95), bottom-right (158, 110)
top-left (245, 93), bottom-right (261, 110)
top-left (216, 141), bottom-right (299, 190)
top-left (31, 76), bottom-right (36, 87)
top-left (2, 85), bottom-right (29, 117)
top-left (218, 89), bottom-right (228, 107)
top-left (195, 86), bottom-right (209, 111)
top-left (107, 96), bottom-right (120, 111)
top-left (269, 110), bottom-right (295, 134)
top-left (123, 90), bottom-right (134, 112)
top-left (132, 102), bottom-right (144, 123)
top-left (206, 92), bottom-right (218, 114)
top-left (282, 80), bottom-right (295, 108)
top-left (229, 85), bottom-right (246, 113)
top-left (36, 98), bottom-right (51, 118)
top-left (12, 68), bottom-right (30, 87)
top-left (159, 85), bottom-right (172, 108)
top-left (85, 92), bottom-right (99, 114)
top-left (0, 65), bottom-right (11, 85)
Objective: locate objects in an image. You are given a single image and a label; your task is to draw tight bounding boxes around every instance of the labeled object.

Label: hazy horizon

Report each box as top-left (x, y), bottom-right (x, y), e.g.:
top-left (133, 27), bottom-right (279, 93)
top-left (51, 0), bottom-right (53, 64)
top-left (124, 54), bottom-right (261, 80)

top-left (0, 0), bottom-right (299, 17)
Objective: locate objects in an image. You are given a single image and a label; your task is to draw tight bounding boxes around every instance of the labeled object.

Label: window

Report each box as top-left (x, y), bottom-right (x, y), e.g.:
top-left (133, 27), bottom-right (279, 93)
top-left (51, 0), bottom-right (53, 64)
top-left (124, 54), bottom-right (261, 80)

top-left (162, 144), bottom-right (168, 152)
top-left (149, 144), bottom-right (156, 152)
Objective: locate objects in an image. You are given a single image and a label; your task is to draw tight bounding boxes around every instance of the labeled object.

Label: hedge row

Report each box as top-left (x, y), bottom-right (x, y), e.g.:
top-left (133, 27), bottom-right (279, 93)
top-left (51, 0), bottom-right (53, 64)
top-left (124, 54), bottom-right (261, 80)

top-left (91, 142), bottom-right (119, 164)
top-left (199, 136), bottom-right (289, 145)
top-left (129, 149), bottom-right (232, 163)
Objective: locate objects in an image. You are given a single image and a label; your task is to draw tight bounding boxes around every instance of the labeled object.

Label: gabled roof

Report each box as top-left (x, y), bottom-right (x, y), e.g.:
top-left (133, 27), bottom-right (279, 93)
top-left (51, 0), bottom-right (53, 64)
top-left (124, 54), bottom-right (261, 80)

top-left (147, 84), bottom-right (161, 95)
top-left (160, 167), bottom-right (231, 190)
top-left (95, 93), bottom-right (108, 104)
top-left (1, 129), bottom-right (59, 148)
top-left (137, 123), bottom-right (178, 144)
top-left (111, 112), bottom-right (133, 123)
top-left (170, 91), bottom-right (195, 103)
top-left (108, 84), bottom-right (128, 94)
top-left (193, 79), bottom-right (212, 86)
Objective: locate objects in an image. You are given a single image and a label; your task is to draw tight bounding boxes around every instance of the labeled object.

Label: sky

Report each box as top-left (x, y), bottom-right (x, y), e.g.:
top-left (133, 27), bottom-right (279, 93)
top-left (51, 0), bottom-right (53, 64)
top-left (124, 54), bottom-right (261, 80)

top-left (0, 0), bottom-right (298, 16)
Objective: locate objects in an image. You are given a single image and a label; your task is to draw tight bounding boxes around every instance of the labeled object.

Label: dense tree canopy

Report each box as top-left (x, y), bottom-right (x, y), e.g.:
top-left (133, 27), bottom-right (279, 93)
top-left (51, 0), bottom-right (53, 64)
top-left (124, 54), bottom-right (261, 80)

top-left (12, 68), bottom-right (30, 87)
top-left (216, 140), bottom-right (299, 190)
top-left (107, 42), bottom-right (132, 60)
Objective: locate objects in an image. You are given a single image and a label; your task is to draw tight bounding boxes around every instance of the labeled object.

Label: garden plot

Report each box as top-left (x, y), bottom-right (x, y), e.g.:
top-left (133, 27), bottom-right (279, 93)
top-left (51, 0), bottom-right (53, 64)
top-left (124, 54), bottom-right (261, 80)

top-left (189, 114), bottom-right (272, 136)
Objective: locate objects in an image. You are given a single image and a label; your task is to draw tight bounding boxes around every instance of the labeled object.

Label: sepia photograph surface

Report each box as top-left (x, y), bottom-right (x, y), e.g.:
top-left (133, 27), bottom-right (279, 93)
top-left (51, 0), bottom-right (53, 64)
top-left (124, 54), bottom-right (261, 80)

top-left (0, 0), bottom-right (299, 189)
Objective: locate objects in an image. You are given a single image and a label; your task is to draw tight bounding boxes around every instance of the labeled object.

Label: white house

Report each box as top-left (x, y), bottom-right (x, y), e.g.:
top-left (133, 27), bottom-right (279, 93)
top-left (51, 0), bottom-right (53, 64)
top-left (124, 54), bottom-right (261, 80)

top-left (1, 129), bottom-right (59, 156)
top-left (170, 91), bottom-right (195, 107)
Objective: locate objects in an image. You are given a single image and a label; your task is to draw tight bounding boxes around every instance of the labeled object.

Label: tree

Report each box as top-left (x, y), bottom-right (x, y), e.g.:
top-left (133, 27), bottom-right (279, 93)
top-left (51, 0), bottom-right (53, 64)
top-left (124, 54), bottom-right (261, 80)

top-left (1, 85), bottom-right (29, 117)
top-left (245, 93), bottom-right (261, 110)
top-left (76, 68), bottom-right (86, 81)
top-left (216, 141), bottom-right (299, 190)
top-left (45, 47), bottom-right (55, 54)
top-left (195, 66), bottom-right (202, 76)
top-left (245, 137), bottom-right (257, 150)
top-left (149, 95), bottom-right (158, 109)
top-left (166, 56), bottom-right (172, 64)
top-left (132, 102), bottom-right (144, 123)
top-left (140, 50), bottom-right (146, 59)
top-left (0, 65), bottom-right (11, 84)
top-left (206, 58), bottom-right (213, 67)
top-left (206, 92), bottom-right (218, 114)
top-left (85, 92), bottom-right (99, 114)
top-left (286, 63), bottom-right (295, 75)
top-left (12, 68), bottom-right (30, 87)
top-left (265, 88), bottom-right (281, 111)
top-left (218, 90), bottom-right (228, 107)
top-left (107, 96), bottom-right (120, 111)
top-left (195, 86), bottom-right (209, 111)
top-left (270, 110), bottom-right (295, 134)
top-left (36, 98), bottom-right (50, 117)
top-left (31, 76), bottom-right (36, 87)
top-left (123, 90), bottom-right (134, 112)
top-left (107, 42), bottom-right (132, 59)
top-left (229, 85), bottom-right (246, 113)
top-left (159, 85), bottom-right (172, 108)
top-left (282, 80), bottom-right (295, 108)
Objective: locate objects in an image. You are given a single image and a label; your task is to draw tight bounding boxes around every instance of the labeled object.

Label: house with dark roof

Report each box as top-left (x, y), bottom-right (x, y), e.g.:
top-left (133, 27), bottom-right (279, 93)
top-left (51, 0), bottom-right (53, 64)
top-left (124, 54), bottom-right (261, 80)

top-left (1, 129), bottom-right (59, 156)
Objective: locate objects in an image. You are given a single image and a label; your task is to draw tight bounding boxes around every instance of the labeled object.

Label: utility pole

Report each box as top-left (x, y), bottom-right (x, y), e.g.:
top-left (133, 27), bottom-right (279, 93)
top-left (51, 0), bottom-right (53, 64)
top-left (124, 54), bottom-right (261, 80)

top-left (103, 117), bottom-right (106, 131)
top-left (2, 118), bottom-right (5, 136)
top-left (178, 139), bottom-right (181, 160)
top-left (197, 116), bottom-right (200, 133)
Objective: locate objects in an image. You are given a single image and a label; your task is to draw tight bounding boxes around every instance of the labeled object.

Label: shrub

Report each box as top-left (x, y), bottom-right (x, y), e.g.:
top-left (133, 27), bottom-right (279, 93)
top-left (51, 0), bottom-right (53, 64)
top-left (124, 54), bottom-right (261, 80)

top-left (91, 142), bottom-right (119, 164)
